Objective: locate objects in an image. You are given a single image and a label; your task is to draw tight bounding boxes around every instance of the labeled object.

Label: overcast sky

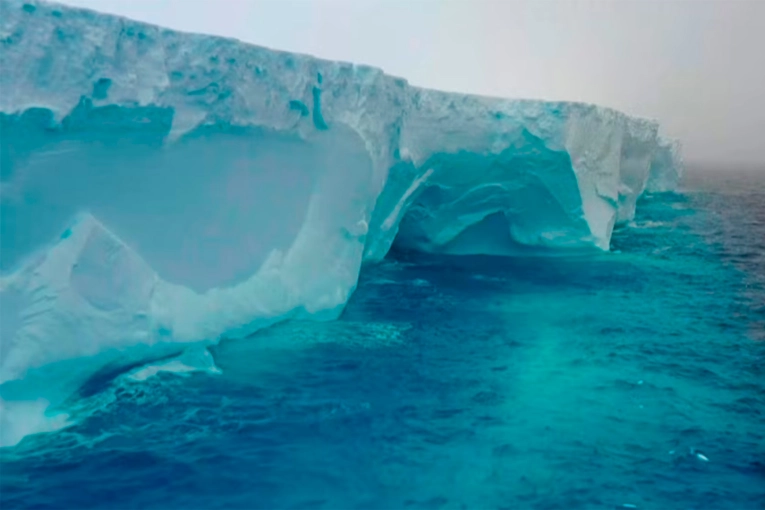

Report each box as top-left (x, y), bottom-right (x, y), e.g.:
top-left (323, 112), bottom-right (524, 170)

top-left (58, 0), bottom-right (764, 167)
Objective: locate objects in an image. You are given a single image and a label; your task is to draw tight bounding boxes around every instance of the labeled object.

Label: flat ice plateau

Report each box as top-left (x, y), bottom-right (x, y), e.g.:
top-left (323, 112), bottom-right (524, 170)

top-left (0, 0), bottom-right (682, 446)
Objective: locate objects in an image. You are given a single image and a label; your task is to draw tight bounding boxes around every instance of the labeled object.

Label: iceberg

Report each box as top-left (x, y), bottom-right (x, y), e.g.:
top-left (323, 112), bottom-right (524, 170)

top-left (646, 137), bottom-right (684, 193)
top-left (0, 0), bottom-right (682, 446)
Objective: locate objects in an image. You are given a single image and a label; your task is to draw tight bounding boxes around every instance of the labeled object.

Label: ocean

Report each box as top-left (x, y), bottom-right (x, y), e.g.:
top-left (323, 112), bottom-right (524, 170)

top-left (1, 168), bottom-right (763, 509)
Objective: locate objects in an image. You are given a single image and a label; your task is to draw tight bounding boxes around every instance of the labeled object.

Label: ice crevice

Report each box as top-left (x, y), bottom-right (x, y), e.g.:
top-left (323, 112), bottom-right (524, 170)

top-left (0, 0), bottom-right (683, 446)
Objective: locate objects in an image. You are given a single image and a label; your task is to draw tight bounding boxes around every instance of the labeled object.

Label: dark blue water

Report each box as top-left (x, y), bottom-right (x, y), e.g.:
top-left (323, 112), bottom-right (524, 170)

top-left (1, 169), bottom-right (764, 509)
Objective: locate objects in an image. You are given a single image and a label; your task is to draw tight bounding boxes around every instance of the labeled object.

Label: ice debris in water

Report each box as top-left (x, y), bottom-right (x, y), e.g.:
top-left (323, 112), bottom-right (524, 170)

top-left (0, 0), bottom-right (683, 446)
top-left (669, 448), bottom-right (710, 463)
top-left (128, 348), bottom-right (221, 382)
top-left (691, 448), bottom-right (710, 462)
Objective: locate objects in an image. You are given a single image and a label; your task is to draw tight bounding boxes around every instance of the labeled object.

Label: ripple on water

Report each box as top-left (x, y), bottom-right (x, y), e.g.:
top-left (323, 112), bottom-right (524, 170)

top-left (2, 170), bottom-right (765, 509)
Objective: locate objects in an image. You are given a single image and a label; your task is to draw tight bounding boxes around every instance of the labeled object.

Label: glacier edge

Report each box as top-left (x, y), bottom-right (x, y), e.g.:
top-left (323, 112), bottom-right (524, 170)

top-left (0, 0), bottom-right (683, 446)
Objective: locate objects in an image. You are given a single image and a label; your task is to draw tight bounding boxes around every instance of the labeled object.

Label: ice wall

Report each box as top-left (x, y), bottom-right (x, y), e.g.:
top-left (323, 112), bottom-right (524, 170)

top-left (0, 0), bottom-right (683, 446)
top-left (646, 137), bottom-right (684, 192)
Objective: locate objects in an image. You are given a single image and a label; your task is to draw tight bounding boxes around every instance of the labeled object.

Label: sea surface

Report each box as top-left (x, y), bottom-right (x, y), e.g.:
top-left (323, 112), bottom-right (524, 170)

top-left (1, 168), bottom-right (764, 509)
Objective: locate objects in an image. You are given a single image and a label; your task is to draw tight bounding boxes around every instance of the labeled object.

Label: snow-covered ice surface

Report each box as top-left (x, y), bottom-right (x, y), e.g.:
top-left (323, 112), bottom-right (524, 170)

top-left (0, 0), bottom-right (682, 446)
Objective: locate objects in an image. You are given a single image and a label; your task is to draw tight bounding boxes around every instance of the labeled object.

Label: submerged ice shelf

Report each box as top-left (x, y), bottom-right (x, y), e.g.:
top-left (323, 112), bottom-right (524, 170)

top-left (0, 0), bottom-right (682, 446)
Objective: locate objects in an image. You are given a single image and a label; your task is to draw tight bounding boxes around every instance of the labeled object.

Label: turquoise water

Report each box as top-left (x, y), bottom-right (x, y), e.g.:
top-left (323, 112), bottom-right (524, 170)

top-left (1, 169), bottom-right (763, 509)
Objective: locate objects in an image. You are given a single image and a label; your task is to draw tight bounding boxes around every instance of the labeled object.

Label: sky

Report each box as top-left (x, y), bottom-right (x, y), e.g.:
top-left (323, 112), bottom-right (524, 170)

top-left (57, 0), bottom-right (764, 167)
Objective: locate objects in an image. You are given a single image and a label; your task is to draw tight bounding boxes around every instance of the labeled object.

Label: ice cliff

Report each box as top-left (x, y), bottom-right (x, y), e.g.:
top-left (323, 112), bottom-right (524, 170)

top-left (0, 0), bottom-right (682, 446)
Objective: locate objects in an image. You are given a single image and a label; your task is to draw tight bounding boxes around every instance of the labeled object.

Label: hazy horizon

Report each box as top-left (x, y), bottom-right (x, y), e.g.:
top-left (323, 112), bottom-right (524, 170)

top-left (56, 0), bottom-right (765, 168)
